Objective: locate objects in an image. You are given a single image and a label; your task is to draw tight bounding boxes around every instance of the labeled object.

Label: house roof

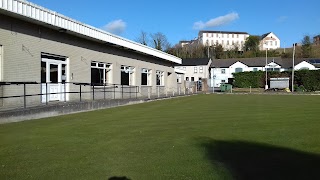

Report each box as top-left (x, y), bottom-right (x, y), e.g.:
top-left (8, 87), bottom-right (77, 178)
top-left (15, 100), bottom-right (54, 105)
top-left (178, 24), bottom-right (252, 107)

top-left (260, 32), bottom-right (279, 41)
top-left (211, 57), bottom-right (282, 68)
top-left (0, 0), bottom-right (182, 64)
top-left (260, 32), bottom-right (272, 40)
top-left (180, 58), bottom-right (211, 66)
top-left (199, 30), bottom-right (249, 35)
top-left (211, 57), bottom-right (320, 68)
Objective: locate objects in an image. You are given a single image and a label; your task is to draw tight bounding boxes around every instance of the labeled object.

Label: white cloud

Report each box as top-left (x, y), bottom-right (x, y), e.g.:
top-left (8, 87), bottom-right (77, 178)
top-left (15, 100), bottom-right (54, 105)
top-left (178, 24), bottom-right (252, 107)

top-left (277, 16), bottom-right (288, 23)
top-left (193, 12), bottom-right (239, 30)
top-left (103, 19), bottom-right (126, 35)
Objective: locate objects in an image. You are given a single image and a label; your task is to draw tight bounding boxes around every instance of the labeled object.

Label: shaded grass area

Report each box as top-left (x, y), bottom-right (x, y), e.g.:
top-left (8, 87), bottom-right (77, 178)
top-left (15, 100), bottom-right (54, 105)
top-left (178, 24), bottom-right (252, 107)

top-left (0, 94), bottom-right (320, 179)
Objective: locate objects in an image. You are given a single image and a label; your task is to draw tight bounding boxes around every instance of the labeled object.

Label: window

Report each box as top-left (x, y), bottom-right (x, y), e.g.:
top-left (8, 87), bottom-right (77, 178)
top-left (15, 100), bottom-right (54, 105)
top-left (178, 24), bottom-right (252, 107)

top-left (121, 65), bottom-right (135, 85)
top-left (227, 40), bottom-right (229, 45)
top-left (253, 68), bottom-right (258, 71)
top-left (156, 70), bottom-right (164, 86)
top-left (275, 41), bottom-right (278, 46)
top-left (266, 68), bottom-right (280, 72)
top-left (221, 80), bottom-right (226, 83)
top-left (194, 67), bottom-right (198, 73)
top-left (227, 34), bottom-right (229, 38)
top-left (235, 68), bottom-right (243, 73)
top-left (177, 74), bottom-right (182, 83)
top-left (211, 40), bottom-right (214, 45)
top-left (186, 77), bottom-right (189, 81)
top-left (141, 68), bottom-right (151, 86)
top-left (270, 41), bottom-right (273, 46)
top-left (237, 34), bottom-right (239, 38)
top-left (222, 34), bottom-right (224, 38)
top-left (191, 77), bottom-right (195, 81)
top-left (221, 69), bottom-right (226, 74)
top-left (199, 66), bottom-right (203, 73)
top-left (183, 67), bottom-right (186, 71)
top-left (232, 34), bottom-right (234, 38)
top-left (216, 33), bottom-right (218, 37)
top-left (91, 61), bottom-right (112, 85)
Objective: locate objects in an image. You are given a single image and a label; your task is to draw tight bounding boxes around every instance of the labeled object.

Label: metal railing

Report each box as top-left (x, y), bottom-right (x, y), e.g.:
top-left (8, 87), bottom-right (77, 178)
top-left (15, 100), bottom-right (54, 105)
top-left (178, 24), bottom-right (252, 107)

top-left (0, 81), bottom-right (196, 111)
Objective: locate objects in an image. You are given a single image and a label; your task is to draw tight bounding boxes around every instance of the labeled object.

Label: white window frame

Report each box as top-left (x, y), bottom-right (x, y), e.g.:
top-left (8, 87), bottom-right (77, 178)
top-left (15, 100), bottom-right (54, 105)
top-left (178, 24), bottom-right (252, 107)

top-left (156, 70), bottom-right (164, 86)
top-left (194, 67), bottom-right (198, 73)
top-left (221, 69), bottom-right (226, 74)
top-left (141, 68), bottom-right (152, 86)
top-left (177, 74), bottom-right (182, 84)
top-left (91, 61), bottom-right (112, 85)
top-left (199, 66), bottom-right (203, 73)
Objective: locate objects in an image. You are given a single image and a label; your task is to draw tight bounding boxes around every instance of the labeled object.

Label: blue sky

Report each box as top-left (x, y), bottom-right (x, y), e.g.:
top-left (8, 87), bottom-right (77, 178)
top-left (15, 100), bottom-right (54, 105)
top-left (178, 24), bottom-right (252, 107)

top-left (29, 0), bottom-right (319, 48)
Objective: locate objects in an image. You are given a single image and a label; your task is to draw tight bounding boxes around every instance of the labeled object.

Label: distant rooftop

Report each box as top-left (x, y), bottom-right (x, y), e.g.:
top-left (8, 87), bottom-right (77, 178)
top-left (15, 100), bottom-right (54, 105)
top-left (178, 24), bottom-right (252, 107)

top-left (199, 30), bottom-right (249, 35)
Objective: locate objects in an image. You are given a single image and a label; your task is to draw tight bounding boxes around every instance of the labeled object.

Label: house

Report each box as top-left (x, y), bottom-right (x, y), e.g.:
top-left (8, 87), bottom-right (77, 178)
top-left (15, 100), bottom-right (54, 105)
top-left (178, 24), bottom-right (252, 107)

top-left (314, 35), bottom-right (320, 45)
top-left (198, 31), bottom-right (249, 51)
top-left (210, 57), bottom-right (319, 87)
top-left (175, 58), bottom-right (212, 82)
top-left (0, 0), bottom-right (182, 108)
top-left (259, 32), bottom-right (281, 50)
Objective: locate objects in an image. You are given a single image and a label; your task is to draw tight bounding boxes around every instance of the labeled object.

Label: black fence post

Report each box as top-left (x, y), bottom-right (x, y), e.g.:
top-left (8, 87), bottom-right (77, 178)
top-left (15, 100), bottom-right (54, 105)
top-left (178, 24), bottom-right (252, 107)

top-left (64, 82), bottom-right (66, 102)
top-left (104, 83), bottom-right (106, 100)
top-left (136, 86), bottom-right (137, 99)
top-left (121, 85), bottom-right (123, 99)
top-left (113, 84), bottom-right (116, 99)
top-left (92, 84), bottom-right (95, 100)
top-left (80, 85), bottom-right (82, 102)
top-left (23, 83), bottom-right (26, 108)
top-left (46, 82), bottom-right (48, 105)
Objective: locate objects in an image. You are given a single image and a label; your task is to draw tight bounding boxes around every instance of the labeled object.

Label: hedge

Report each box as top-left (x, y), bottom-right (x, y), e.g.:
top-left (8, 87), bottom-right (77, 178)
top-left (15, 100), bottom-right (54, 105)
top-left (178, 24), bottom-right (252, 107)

top-left (232, 70), bottom-right (320, 91)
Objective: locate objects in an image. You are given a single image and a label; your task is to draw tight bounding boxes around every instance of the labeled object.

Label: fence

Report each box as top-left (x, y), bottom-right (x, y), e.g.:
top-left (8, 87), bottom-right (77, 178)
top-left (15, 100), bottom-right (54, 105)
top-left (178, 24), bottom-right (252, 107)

top-left (0, 81), bottom-right (196, 111)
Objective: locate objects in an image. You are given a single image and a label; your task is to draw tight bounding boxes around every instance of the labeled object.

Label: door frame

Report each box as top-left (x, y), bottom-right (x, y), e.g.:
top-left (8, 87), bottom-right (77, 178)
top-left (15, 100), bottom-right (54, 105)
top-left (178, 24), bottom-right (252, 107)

top-left (41, 57), bottom-right (69, 102)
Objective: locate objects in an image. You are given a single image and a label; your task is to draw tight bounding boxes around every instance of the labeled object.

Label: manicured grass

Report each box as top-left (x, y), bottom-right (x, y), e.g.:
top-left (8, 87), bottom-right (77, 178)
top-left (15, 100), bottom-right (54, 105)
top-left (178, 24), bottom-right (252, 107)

top-left (1, 94), bottom-right (320, 179)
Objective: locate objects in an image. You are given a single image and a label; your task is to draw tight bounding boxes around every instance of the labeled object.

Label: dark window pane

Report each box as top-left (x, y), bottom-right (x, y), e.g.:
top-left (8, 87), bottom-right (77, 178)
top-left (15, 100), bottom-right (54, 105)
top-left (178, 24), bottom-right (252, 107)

top-left (141, 73), bottom-right (147, 85)
top-left (235, 68), bottom-right (243, 73)
top-left (41, 61), bottom-right (46, 83)
top-left (156, 75), bottom-right (160, 85)
top-left (121, 71), bottom-right (129, 85)
top-left (91, 68), bottom-right (103, 85)
top-left (50, 64), bottom-right (58, 83)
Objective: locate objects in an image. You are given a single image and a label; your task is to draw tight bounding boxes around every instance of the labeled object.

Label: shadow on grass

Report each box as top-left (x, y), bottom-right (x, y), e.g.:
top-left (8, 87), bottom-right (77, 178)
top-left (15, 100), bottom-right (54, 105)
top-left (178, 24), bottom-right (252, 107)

top-left (108, 176), bottom-right (131, 180)
top-left (201, 138), bottom-right (320, 180)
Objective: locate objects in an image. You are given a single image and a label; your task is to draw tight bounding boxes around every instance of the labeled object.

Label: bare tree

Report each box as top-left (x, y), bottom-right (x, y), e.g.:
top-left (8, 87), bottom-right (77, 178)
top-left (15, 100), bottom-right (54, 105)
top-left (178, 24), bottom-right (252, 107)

top-left (150, 32), bottom-right (171, 51)
top-left (135, 31), bottom-right (149, 46)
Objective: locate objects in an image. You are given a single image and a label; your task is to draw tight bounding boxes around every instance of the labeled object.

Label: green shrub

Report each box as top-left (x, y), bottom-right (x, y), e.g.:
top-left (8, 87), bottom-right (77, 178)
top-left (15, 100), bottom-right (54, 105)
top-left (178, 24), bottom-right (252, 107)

top-left (233, 70), bottom-right (320, 91)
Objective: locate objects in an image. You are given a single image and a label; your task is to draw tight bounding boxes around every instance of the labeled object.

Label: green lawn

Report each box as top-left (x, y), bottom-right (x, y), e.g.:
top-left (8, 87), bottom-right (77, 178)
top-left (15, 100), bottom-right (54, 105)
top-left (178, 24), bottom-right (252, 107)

top-left (1, 94), bottom-right (320, 179)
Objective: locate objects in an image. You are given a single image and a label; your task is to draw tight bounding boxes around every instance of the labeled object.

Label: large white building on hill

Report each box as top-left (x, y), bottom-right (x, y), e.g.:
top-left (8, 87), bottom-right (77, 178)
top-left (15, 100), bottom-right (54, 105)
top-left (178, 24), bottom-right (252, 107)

top-left (198, 30), bottom-right (249, 51)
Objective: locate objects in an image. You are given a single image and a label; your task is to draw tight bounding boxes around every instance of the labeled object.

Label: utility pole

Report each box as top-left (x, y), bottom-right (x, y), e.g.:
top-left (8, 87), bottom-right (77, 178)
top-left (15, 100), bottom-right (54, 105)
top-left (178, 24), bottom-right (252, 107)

top-left (292, 43), bottom-right (296, 93)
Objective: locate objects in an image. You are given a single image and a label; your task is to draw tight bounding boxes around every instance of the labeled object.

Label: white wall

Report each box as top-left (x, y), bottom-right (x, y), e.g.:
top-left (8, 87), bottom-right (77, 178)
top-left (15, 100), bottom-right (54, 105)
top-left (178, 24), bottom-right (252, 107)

top-left (260, 32), bottom-right (280, 50)
top-left (294, 61), bottom-right (316, 70)
top-left (200, 32), bottom-right (249, 51)
top-left (183, 65), bottom-right (210, 82)
top-left (210, 61), bottom-right (285, 87)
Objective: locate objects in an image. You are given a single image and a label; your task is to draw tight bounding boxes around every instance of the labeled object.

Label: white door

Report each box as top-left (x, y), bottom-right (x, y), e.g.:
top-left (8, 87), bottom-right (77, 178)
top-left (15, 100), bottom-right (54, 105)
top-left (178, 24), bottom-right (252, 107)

top-left (41, 58), bottom-right (67, 103)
